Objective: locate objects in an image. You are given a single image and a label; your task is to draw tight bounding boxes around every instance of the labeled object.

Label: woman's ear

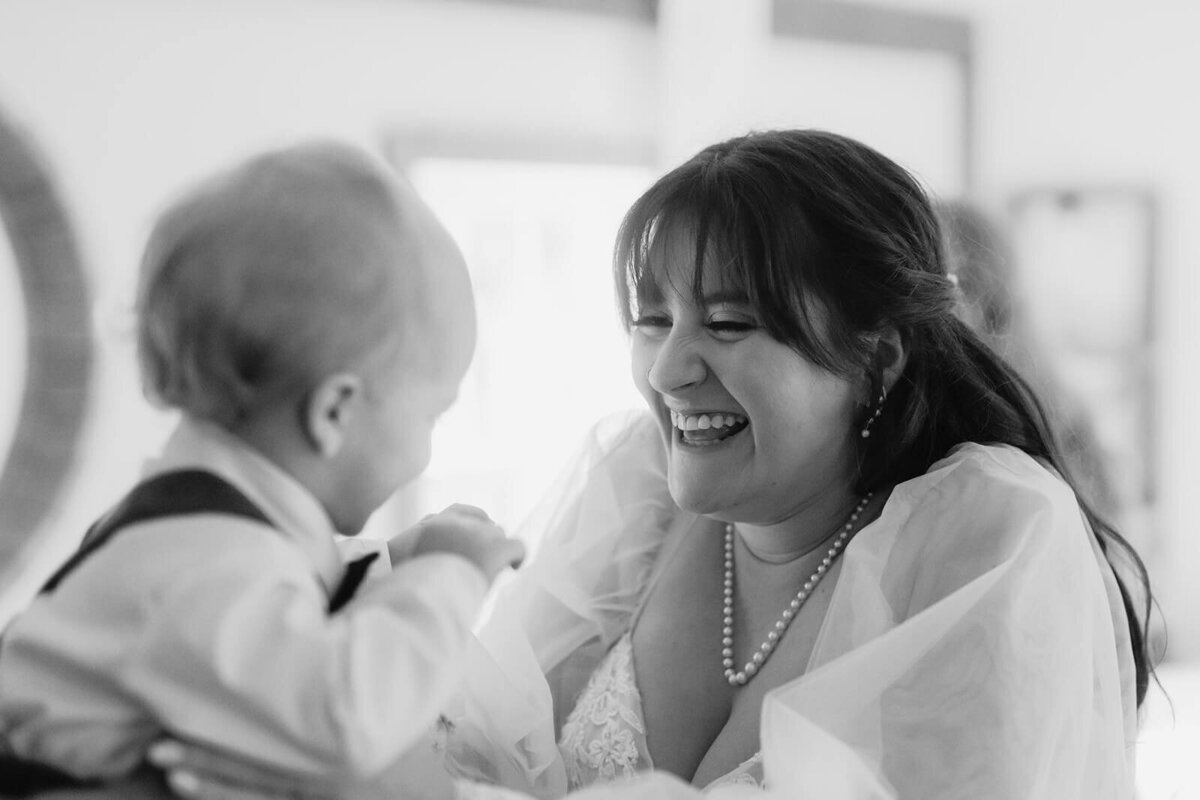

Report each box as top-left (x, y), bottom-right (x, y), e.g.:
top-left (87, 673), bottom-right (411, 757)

top-left (302, 372), bottom-right (364, 458)
top-left (874, 326), bottom-right (908, 394)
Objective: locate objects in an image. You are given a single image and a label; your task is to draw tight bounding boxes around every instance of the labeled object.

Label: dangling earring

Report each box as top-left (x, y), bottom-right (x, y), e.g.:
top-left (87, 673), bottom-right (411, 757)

top-left (860, 386), bottom-right (887, 439)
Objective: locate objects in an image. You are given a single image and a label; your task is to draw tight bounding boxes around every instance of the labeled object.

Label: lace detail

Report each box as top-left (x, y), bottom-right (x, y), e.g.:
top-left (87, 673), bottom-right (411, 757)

top-left (558, 633), bottom-right (650, 789)
top-left (704, 752), bottom-right (764, 790)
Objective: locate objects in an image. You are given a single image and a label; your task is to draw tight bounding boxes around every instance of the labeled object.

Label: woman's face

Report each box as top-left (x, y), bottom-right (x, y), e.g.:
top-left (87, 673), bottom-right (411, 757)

top-left (630, 237), bottom-right (862, 525)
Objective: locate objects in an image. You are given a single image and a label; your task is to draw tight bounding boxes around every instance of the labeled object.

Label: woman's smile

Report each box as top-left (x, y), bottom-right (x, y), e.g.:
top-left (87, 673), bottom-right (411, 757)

top-left (669, 409), bottom-right (750, 447)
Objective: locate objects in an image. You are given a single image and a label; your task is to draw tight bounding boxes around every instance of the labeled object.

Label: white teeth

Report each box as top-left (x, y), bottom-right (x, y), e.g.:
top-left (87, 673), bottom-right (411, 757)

top-left (670, 411), bottom-right (747, 432)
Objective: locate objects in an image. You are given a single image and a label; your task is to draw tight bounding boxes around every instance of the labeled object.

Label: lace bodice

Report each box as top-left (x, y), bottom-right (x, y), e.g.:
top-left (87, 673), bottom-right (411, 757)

top-left (557, 633), bottom-right (763, 791)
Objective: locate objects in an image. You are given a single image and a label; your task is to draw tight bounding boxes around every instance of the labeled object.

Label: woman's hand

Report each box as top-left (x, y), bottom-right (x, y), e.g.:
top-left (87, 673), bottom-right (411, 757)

top-left (32, 767), bottom-right (174, 800)
top-left (147, 727), bottom-right (457, 800)
top-left (147, 741), bottom-right (338, 800)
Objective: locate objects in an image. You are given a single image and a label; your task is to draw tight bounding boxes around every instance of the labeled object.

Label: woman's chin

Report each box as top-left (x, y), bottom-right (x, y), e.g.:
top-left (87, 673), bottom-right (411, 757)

top-left (668, 477), bottom-right (731, 517)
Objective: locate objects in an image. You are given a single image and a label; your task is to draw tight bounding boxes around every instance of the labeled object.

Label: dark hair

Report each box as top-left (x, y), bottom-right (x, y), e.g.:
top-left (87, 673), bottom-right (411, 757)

top-left (614, 128), bottom-right (1156, 706)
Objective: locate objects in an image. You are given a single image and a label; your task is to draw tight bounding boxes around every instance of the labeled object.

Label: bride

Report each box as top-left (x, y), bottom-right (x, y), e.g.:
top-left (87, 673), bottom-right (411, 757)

top-left (113, 129), bottom-right (1155, 799)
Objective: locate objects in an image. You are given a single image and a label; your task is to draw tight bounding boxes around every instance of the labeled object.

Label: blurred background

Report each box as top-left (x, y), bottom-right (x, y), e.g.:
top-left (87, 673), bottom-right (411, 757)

top-left (0, 0), bottom-right (1196, 794)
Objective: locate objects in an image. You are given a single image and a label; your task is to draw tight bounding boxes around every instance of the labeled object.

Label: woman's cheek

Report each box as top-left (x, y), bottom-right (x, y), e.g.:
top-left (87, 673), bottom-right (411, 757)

top-left (630, 338), bottom-right (657, 401)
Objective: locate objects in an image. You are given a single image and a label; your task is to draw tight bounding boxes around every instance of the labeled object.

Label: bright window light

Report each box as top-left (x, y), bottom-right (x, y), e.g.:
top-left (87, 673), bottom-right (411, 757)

top-left (381, 158), bottom-right (653, 538)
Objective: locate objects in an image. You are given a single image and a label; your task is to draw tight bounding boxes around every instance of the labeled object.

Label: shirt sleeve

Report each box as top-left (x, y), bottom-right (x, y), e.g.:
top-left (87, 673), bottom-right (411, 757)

top-left (121, 521), bottom-right (488, 779)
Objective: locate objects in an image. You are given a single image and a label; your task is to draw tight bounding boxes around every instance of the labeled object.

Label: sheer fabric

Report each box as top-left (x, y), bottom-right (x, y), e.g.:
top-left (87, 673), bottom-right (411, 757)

top-left (446, 412), bottom-right (1137, 799)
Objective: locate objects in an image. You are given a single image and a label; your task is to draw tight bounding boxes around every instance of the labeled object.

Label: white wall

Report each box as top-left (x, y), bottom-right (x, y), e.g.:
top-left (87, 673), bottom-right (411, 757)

top-left (963, 0), bottom-right (1200, 660)
top-left (0, 0), bottom-right (657, 604)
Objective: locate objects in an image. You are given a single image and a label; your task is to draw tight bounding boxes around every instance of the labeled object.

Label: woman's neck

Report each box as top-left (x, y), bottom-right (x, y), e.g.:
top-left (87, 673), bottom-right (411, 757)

top-left (731, 487), bottom-right (875, 564)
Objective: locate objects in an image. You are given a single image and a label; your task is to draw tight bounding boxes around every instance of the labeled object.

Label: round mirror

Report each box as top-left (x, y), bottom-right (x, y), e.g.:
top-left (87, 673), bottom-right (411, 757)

top-left (0, 108), bottom-right (93, 582)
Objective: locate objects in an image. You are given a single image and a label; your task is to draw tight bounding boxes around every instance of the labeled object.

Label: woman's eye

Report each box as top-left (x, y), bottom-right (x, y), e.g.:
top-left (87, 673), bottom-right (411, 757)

top-left (707, 319), bottom-right (756, 335)
top-left (632, 315), bottom-right (671, 331)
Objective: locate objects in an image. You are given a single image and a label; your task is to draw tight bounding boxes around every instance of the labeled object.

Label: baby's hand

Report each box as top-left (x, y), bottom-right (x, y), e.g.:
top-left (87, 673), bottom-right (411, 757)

top-left (409, 504), bottom-right (525, 584)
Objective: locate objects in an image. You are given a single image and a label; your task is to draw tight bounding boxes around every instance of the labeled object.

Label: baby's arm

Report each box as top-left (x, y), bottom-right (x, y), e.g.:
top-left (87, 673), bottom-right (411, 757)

top-left (401, 505), bottom-right (526, 582)
top-left (119, 519), bottom-right (496, 781)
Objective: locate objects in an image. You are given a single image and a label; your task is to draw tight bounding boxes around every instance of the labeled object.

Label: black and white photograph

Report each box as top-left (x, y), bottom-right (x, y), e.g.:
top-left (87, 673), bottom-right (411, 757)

top-left (0, 1), bottom-right (1195, 798)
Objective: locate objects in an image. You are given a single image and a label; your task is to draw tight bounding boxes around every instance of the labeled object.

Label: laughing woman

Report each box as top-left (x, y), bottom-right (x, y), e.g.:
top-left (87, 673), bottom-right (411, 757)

top-left (144, 129), bottom-right (1152, 799)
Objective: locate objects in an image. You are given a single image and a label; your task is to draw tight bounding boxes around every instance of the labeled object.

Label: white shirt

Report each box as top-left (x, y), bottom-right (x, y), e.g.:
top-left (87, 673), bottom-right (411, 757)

top-left (0, 417), bottom-right (487, 780)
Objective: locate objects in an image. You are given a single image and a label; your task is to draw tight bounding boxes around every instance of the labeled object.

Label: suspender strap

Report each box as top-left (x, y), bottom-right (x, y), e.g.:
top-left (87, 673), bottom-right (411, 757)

top-left (1, 473), bottom-right (380, 794)
top-left (41, 469), bottom-right (275, 594)
top-left (328, 551), bottom-right (380, 613)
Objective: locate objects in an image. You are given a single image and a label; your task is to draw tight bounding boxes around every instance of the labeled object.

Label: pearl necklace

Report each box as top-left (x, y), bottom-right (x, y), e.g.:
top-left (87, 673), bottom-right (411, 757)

top-left (722, 493), bottom-right (872, 686)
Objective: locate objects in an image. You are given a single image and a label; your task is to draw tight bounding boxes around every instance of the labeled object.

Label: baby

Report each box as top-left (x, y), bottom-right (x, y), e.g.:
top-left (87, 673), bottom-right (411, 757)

top-left (0, 142), bottom-right (522, 792)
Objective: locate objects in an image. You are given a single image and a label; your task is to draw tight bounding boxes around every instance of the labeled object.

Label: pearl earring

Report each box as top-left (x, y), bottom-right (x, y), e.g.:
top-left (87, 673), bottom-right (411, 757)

top-left (860, 388), bottom-right (886, 439)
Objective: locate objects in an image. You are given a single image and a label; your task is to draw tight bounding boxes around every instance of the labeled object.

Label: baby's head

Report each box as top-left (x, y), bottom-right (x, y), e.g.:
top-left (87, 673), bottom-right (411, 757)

top-left (137, 141), bottom-right (474, 533)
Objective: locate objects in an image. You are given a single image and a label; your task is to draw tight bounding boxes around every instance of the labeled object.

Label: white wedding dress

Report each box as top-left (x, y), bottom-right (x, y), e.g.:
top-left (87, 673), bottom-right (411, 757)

top-left (447, 412), bottom-right (1138, 799)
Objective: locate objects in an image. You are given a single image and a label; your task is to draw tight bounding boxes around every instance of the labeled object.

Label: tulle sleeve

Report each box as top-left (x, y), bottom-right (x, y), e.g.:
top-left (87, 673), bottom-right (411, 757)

top-left (448, 435), bottom-right (1138, 800)
top-left (760, 443), bottom-right (1138, 799)
top-left (445, 411), bottom-right (679, 798)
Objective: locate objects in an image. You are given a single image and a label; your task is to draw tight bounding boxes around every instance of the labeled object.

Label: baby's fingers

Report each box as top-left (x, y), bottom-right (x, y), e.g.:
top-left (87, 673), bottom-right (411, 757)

top-left (439, 503), bottom-right (493, 522)
top-left (495, 538), bottom-right (526, 570)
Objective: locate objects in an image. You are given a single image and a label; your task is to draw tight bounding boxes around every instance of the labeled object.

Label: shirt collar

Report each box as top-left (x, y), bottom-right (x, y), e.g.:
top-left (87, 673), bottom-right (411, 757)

top-left (144, 417), bottom-right (345, 592)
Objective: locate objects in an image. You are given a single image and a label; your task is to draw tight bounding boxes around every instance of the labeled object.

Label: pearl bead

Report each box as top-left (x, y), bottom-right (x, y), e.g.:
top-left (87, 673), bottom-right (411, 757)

top-left (721, 493), bottom-right (870, 687)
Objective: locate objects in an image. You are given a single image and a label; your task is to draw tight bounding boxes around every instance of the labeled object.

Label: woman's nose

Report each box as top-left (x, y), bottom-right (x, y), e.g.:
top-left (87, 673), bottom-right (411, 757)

top-left (646, 330), bottom-right (707, 394)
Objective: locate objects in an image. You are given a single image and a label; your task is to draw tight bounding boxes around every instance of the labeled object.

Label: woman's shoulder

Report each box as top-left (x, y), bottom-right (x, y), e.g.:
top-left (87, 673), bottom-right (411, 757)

top-left (873, 443), bottom-right (1085, 596)
top-left (517, 409), bottom-right (674, 568)
top-left (903, 441), bottom-right (1077, 513)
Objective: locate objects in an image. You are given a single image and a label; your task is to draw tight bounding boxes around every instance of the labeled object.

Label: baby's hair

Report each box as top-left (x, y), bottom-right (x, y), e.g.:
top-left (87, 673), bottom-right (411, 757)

top-left (137, 142), bottom-right (424, 427)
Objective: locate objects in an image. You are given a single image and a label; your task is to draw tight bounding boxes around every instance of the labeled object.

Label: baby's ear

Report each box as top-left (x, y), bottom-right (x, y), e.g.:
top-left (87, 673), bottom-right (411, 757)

top-left (303, 372), bottom-right (363, 457)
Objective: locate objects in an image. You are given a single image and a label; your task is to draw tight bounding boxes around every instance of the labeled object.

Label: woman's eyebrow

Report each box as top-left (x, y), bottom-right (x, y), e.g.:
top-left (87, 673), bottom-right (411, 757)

top-left (702, 290), bottom-right (751, 305)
